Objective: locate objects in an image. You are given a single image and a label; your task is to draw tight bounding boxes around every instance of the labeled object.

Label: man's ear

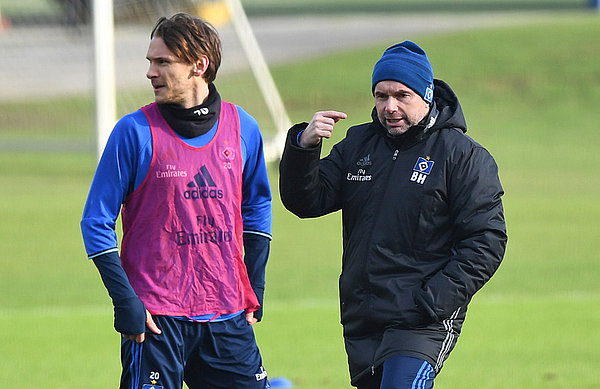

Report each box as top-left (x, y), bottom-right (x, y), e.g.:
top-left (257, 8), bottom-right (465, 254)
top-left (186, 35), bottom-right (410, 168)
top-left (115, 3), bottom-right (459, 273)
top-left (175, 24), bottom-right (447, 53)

top-left (193, 56), bottom-right (210, 77)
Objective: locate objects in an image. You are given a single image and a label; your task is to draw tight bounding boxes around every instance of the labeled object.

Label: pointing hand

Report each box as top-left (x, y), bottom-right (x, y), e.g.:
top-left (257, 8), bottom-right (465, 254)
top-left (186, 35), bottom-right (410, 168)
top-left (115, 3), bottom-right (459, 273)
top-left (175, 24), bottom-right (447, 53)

top-left (299, 110), bottom-right (347, 148)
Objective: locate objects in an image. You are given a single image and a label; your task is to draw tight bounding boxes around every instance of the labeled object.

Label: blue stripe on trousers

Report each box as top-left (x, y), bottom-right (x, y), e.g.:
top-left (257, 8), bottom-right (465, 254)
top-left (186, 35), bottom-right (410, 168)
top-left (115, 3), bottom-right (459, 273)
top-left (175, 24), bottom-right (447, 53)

top-left (411, 360), bottom-right (434, 389)
top-left (128, 342), bottom-right (143, 389)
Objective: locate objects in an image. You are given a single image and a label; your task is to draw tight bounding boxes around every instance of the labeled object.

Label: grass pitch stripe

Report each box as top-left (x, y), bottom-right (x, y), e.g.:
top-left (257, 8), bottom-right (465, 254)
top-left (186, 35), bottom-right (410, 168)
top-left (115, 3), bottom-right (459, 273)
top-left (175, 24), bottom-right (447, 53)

top-left (1, 291), bottom-right (599, 318)
top-left (0, 305), bottom-right (109, 318)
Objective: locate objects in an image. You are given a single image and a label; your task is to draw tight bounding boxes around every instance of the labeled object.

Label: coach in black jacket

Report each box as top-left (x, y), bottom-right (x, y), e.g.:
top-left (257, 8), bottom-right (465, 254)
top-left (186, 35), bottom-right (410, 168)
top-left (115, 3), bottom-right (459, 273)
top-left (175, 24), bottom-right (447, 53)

top-left (279, 41), bottom-right (507, 389)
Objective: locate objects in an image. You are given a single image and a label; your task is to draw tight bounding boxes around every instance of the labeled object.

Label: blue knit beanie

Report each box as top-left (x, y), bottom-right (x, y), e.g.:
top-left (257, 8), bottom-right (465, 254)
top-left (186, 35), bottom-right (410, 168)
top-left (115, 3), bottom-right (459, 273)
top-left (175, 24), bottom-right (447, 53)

top-left (371, 41), bottom-right (434, 103)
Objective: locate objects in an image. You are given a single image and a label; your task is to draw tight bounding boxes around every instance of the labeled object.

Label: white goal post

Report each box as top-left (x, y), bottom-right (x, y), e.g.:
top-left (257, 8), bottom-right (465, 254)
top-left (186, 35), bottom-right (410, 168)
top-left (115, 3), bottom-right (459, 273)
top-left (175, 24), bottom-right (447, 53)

top-left (223, 0), bottom-right (291, 162)
top-left (93, 0), bottom-right (116, 159)
top-left (93, 0), bottom-right (291, 162)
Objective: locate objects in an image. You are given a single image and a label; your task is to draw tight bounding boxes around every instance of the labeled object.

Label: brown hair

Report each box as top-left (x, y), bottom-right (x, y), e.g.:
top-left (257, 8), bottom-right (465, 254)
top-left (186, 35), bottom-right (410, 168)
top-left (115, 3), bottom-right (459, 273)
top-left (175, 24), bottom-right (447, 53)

top-left (150, 13), bottom-right (222, 83)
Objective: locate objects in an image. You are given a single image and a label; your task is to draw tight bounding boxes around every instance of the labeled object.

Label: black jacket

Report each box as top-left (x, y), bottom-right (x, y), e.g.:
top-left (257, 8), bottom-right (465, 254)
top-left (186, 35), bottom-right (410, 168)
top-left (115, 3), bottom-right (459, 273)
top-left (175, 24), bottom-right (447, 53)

top-left (279, 80), bottom-right (507, 383)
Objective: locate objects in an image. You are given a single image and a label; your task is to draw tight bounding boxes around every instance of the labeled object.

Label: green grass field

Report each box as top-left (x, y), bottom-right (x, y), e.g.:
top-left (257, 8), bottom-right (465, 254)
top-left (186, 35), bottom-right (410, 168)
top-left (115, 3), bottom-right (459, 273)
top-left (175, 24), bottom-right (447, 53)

top-left (241, 0), bottom-right (589, 15)
top-left (0, 0), bottom-right (590, 15)
top-left (1, 12), bottom-right (599, 389)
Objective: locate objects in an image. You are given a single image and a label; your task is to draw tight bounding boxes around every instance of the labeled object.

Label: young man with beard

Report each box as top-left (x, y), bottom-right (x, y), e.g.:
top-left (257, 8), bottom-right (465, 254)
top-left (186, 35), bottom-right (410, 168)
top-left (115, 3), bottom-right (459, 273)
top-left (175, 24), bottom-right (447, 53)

top-left (81, 13), bottom-right (271, 389)
top-left (279, 41), bottom-right (507, 388)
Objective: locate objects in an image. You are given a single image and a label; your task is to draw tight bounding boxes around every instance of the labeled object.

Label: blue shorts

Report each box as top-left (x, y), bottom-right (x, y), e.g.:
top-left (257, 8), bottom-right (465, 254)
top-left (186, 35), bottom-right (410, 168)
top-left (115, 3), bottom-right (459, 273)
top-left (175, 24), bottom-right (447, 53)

top-left (119, 313), bottom-right (269, 389)
top-left (355, 355), bottom-right (435, 389)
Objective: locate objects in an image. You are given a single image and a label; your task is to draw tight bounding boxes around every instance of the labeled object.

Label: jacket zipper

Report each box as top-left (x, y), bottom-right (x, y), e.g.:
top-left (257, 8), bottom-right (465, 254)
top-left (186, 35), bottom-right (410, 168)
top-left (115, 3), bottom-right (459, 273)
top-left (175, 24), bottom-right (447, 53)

top-left (366, 148), bottom-right (399, 379)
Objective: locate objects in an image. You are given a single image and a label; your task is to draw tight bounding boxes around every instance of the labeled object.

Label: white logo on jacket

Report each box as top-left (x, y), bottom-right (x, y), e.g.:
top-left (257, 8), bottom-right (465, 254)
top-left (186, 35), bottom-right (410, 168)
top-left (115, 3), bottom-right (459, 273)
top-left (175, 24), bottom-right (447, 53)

top-left (347, 168), bottom-right (372, 182)
top-left (410, 156), bottom-right (434, 185)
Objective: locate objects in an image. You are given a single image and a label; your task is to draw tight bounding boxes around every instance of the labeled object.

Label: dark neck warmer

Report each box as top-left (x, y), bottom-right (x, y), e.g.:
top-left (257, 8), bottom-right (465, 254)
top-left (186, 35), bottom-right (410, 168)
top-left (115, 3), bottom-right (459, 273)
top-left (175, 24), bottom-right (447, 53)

top-left (156, 83), bottom-right (222, 138)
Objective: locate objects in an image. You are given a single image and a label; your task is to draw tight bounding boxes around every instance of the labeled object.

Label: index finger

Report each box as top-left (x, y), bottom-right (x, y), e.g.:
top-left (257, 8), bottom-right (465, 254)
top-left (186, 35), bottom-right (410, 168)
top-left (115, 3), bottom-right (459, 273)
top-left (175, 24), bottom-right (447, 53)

top-left (318, 110), bottom-right (347, 122)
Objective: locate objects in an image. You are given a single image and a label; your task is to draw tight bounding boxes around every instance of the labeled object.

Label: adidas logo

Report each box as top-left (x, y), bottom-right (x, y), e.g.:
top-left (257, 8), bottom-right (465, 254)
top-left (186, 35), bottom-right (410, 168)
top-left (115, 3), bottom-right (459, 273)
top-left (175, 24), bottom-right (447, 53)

top-left (184, 166), bottom-right (224, 200)
top-left (357, 154), bottom-right (372, 166)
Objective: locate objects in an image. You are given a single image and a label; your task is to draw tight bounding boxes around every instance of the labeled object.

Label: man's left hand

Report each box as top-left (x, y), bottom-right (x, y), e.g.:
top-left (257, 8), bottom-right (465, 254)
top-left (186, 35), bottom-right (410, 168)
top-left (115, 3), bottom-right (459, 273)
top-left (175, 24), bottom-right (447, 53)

top-left (246, 311), bottom-right (258, 325)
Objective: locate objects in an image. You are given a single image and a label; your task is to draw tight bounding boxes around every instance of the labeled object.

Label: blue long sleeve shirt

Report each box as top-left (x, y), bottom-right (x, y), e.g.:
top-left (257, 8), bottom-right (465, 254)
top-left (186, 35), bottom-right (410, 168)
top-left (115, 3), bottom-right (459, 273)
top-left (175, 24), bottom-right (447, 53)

top-left (81, 103), bottom-right (272, 324)
top-left (81, 104), bottom-right (272, 257)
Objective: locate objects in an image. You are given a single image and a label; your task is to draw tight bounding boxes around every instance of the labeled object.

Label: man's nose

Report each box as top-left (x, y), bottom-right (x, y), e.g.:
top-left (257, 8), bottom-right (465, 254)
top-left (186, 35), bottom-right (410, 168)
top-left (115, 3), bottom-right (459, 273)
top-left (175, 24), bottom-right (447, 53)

top-left (385, 98), bottom-right (398, 112)
top-left (146, 64), bottom-right (157, 79)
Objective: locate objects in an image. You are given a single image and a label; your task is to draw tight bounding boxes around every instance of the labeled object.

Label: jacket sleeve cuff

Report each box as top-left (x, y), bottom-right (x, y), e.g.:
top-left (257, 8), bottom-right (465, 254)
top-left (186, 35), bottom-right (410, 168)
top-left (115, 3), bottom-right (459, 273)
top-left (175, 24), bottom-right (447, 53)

top-left (288, 122), bottom-right (320, 152)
